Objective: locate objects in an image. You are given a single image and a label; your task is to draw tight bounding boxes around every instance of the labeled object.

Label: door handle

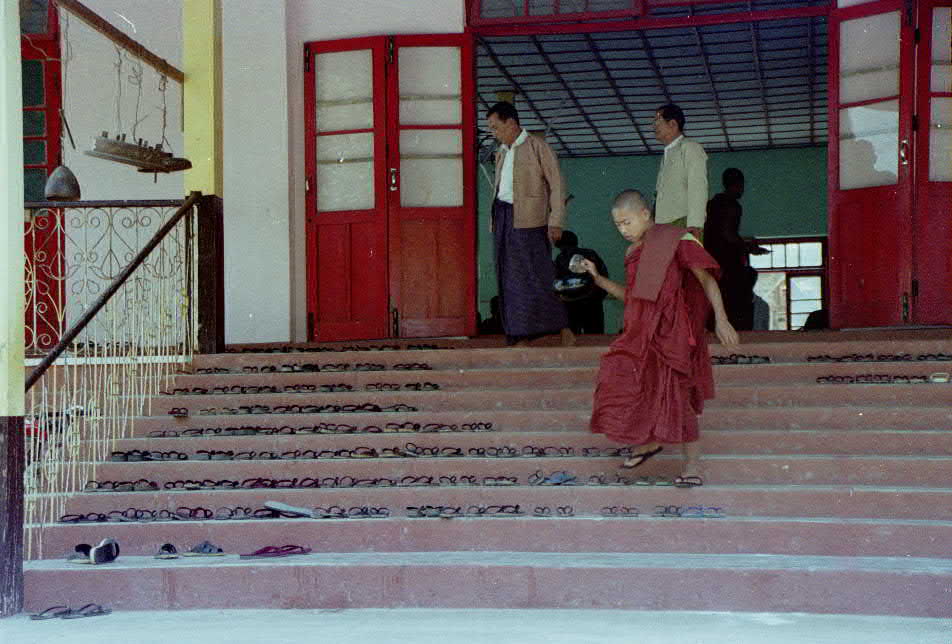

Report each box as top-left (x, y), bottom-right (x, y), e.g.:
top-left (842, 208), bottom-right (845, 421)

top-left (899, 139), bottom-right (909, 166)
top-left (389, 168), bottom-right (398, 191)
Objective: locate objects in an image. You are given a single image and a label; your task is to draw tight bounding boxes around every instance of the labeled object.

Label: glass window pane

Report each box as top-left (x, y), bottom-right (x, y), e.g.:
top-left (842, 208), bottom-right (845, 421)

top-left (316, 132), bottom-right (373, 163)
top-left (481, 0), bottom-right (525, 18)
top-left (791, 313), bottom-right (809, 329)
top-left (839, 101), bottom-right (899, 189)
top-left (770, 244), bottom-right (786, 268)
top-left (791, 299), bottom-right (821, 314)
top-left (24, 168), bottom-right (46, 202)
top-left (316, 163), bottom-right (374, 212)
top-left (400, 129), bottom-right (463, 208)
top-left (23, 110), bottom-right (45, 136)
top-left (529, 0), bottom-right (556, 15)
top-left (785, 243), bottom-right (800, 268)
top-left (932, 8), bottom-right (951, 93)
top-left (22, 60), bottom-right (44, 107)
top-left (800, 243), bottom-right (823, 266)
top-left (749, 250), bottom-right (771, 270)
top-left (20, 0), bottom-right (49, 34)
top-left (316, 50), bottom-right (373, 132)
top-left (790, 275), bottom-right (822, 300)
top-left (929, 98), bottom-right (952, 182)
top-left (839, 12), bottom-right (900, 104)
top-left (23, 139), bottom-right (45, 165)
top-left (399, 47), bottom-right (461, 126)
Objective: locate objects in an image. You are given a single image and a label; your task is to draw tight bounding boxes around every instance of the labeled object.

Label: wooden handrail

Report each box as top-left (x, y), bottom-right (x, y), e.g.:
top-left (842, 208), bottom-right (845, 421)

top-left (24, 191), bottom-right (203, 391)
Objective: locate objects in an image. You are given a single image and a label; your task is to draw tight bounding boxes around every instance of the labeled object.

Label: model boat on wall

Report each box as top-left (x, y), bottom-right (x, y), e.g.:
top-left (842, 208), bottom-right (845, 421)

top-left (85, 131), bottom-right (192, 173)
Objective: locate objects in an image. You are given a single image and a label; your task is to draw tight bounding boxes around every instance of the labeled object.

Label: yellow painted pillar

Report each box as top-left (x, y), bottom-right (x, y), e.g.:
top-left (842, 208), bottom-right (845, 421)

top-left (1, 0), bottom-right (24, 415)
top-left (182, 0), bottom-right (223, 196)
top-left (1, 0), bottom-right (26, 617)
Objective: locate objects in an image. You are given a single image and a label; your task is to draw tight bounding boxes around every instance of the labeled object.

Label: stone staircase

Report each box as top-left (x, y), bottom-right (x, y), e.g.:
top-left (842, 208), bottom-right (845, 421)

top-left (23, 332), bottom-right (952, 616)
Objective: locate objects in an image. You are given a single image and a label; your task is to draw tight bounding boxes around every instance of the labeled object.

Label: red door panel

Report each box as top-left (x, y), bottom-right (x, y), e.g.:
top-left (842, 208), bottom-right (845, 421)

top-left (828, 2), bottom-right (915, 328)
top-left (305, 38), bottom-right (390, 341)
top-left (388, 35), bottom-right (476, 338)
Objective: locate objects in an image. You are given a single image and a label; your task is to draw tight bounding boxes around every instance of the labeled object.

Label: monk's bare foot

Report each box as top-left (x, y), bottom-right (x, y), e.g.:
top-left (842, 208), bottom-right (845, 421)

top-left (620, 443), bottom-right (662, 469)
top-left (560, 327), bottom-right (576, 347)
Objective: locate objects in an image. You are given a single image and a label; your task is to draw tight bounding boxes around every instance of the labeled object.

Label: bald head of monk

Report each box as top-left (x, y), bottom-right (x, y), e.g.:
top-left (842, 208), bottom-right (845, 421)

top-left (611, 189), bottom-right (654, 243)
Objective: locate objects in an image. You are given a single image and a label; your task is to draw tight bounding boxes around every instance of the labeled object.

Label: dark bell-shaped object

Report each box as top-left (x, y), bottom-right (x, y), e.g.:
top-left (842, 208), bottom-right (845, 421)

top-left (44, 165), bottom-right (81, 201)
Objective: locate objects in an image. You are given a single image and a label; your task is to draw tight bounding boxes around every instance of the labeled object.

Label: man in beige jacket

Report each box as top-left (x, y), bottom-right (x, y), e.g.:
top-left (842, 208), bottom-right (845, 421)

top-left (486, 102), bottom-right (574, 347)
top-left (653, 104), bottom-right (709, 239)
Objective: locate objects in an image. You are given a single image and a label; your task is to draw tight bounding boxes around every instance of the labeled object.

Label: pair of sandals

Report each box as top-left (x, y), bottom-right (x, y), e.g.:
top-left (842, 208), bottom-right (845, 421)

top-left (30, 604), bottom-right (112, 620)
top-left (154, 540), bottom-right (225, 559)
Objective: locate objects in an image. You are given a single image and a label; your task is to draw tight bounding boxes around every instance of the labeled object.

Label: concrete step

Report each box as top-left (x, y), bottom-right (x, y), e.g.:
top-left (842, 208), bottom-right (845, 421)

top-left (106, 428), bottom-right (952, 457)
top-left (128, 406), bottom-right (952, 436)
top-left (30, 515), bottom-right (952, 561)
top-left (191, 339), bottom-right (952, 371)
top-left (54, 483), bottom-right (952, 521)
top-left (22, 552), bottom-right (952, 616)
top-left (146, 384), bottom-right (952, 414)
top-left (168, 360), bottom-right (952, 389)
top-left (80, 453), bottom-right (952, 488)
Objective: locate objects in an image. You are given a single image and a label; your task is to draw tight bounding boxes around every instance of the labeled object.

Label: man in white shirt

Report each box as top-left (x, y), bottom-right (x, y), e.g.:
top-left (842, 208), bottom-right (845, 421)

top-left (653, 104), bottom-right (709, 239)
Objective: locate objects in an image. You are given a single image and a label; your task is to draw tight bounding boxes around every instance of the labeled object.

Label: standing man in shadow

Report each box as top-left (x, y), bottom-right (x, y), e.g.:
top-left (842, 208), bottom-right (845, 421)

top-left (553, 230), bottom-right (609, 335)
top-left (486, 102), bottom-right (575, 347)
top-left (652, 104), bottom-right (709, 239)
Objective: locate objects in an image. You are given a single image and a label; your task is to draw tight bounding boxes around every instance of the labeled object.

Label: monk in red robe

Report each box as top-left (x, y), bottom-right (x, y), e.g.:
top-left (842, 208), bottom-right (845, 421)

top-left (580, 189), bottom-right (739, 487)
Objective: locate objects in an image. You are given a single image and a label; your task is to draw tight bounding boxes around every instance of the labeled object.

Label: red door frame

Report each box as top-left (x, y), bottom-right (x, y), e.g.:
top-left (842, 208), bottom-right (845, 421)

top-left (304, 37), bottom-right (390, 341)
top-left (305, 35), bottom-right (477, 341)
top-left (911, 0), bottom-right (952, 324)
top-left (387, 34), bottom-right (477, 338)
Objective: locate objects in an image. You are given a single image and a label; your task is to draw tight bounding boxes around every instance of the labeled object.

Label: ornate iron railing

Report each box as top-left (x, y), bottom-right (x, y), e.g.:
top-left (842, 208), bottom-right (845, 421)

top-left (22, 194), bottom-right (201, 558)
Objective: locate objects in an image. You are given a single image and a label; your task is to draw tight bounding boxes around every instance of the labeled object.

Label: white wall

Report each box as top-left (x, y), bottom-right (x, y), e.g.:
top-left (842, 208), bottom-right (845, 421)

top-left (62, 0), bottom-right (184, 200)
top-left (284, 0), bottom-right (466, 341)
top-left (222, 1), bottom-right (290, 343)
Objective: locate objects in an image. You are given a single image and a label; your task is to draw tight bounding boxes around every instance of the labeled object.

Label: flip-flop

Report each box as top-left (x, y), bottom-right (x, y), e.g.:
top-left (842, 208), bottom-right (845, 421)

top-left (263, 501), bottom-right (315, 518)
top-left (29, 605), bottom-right (71, 620)
top-left (673, 475), bottom-right (704, 488)
top-left (182, 540), bottom-right (225, 556)
top-left (239, 544), bottom-right (312, 559)
top-left (154, 543), bottom-right (179, 559)
top-left (620, 446), bottom-right (663, 469)
top-left (61, 603), bottom-right (112, 619)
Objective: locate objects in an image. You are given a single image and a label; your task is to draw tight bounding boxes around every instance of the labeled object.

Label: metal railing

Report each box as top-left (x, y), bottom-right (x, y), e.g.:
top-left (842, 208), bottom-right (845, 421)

top-left (22, 192), bottom-right (202, 558)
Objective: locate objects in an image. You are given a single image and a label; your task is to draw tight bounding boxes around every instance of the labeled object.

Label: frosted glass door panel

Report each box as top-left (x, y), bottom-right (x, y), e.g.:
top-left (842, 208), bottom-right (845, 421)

top-left (933, 8), bottom-right (951, 93)
top-left (400, 130), bottom-right (463, 208)
top-left (317, 133), bottom-right (373, 163)
top-left (929, 98), bottom-right (952, 182)
top-left (316, 50), bottom-right (373, 131)
top-left (317, 162), bottom-right (374, 212)
top-left (837, 0), bottom-right (878, 6)
top-left (839, 100), bottom-right (899, 189)
top-left (399, 47), bottom-right (462, 125)
top-left (839, 12), bottom-right (900, 104)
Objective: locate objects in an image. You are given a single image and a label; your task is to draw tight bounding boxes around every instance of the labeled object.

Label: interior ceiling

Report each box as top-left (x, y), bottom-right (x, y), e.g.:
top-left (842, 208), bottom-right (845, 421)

top-left (476, 1), bottom-right (829, 158)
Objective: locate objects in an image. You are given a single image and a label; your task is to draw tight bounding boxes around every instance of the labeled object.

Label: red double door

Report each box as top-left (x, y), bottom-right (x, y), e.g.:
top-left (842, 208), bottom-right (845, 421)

top-left (829, 0), bottom-right (952, 327)
top-left (304, 35), bottom-right (476, 341)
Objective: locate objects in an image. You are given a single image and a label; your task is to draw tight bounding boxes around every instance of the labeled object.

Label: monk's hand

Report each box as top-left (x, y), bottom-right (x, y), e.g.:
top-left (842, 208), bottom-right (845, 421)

top-left (548, 226), bottom-right (563, 244)
top-left (579, 258), bottom-right (599, 277)
top-left (715, 317), bottom-right (740, 349)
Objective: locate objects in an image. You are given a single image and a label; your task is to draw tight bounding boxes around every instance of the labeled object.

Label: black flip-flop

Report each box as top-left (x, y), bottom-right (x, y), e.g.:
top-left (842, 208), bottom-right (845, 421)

top-left (29, 605), bottom-right (71, 620)
top-left (673, 475), bottom-right (704, 488)
top-left (61, 603), bottom-right (112, 619)
top-left (620, 446), bottom-right (663, 469)
top-left (154, 543), bottom-right (179, 559)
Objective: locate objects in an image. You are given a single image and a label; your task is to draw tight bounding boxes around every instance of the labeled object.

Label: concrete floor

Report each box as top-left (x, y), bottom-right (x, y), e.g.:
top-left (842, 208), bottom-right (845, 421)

top-left (2, 609), bottom-right (952, 644)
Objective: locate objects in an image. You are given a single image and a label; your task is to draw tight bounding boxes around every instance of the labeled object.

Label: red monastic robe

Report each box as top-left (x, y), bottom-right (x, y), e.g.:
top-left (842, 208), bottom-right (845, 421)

top-left (589, 224), bottom-right (719, 445)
